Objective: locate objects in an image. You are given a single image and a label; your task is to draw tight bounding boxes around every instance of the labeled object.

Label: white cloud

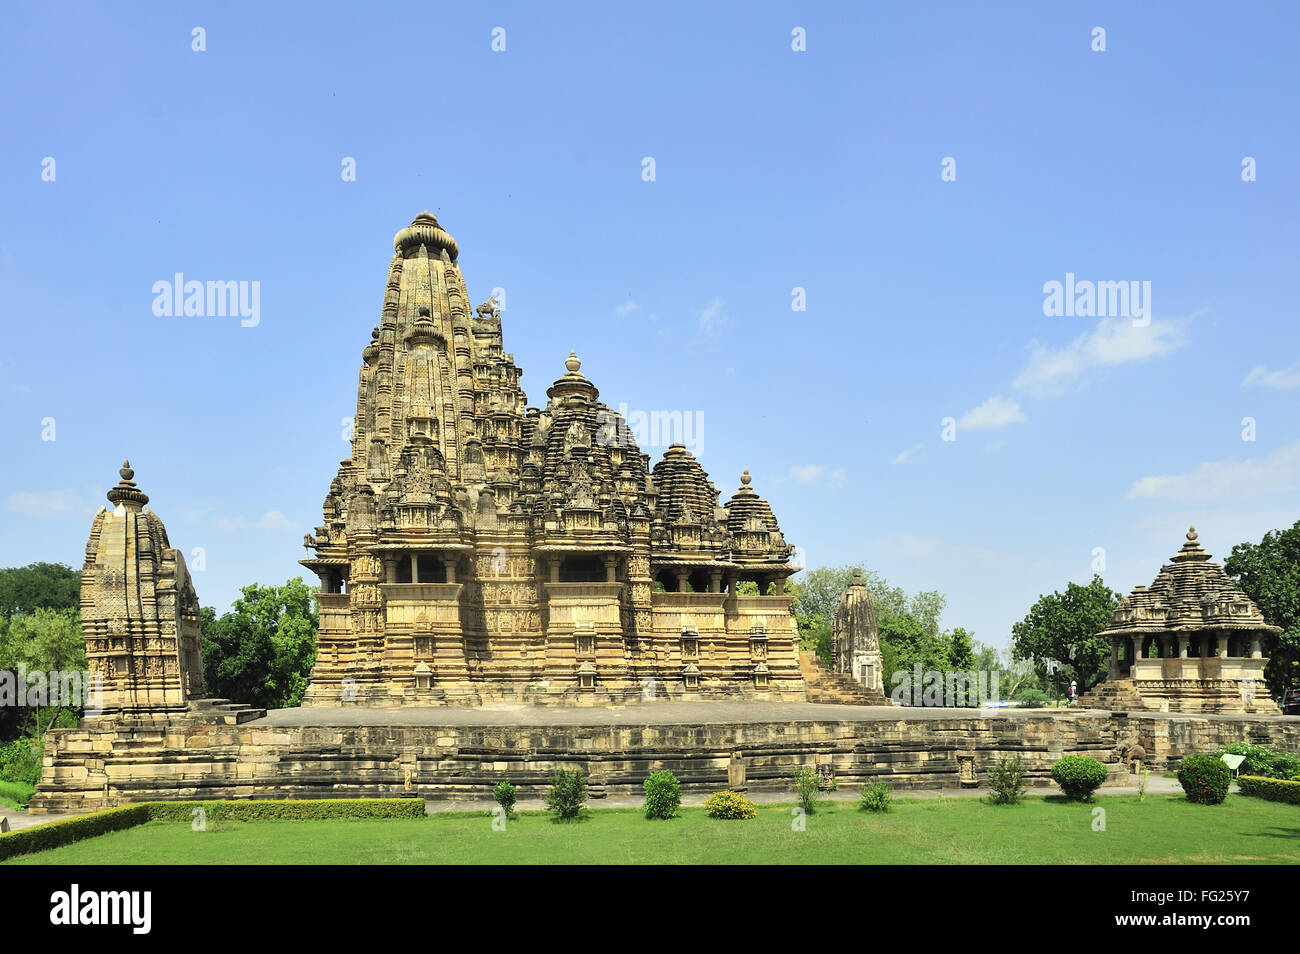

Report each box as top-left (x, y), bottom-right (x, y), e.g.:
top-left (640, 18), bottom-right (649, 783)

top-left (9, 382), bottom-right (31, 394)
top-left (614, 300), bottom-right (638, 318)
top-left (1127, 440), bottom-right (1300, 503)
top-left (790, 465), bottom-right (824, 483)
top-left (957, 395), bottom-right (1026, 431)
top-left (698, 298), bottom-right (729, 336)
top-left (1013, 317), bottom-right (1187, 397)
top-left (7, 489), bottom-right (84, 516)
top-left (891, 444), bottom-right (923, 465)
top-left (827, 467), bottom-right (847, 488)
top-left (1242, 362), bottom-right (1300, 390)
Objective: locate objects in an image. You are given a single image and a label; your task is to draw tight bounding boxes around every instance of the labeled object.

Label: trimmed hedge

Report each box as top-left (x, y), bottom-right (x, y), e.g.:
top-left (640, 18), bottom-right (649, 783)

top-left (1236, 775), bottom-right (1300, 805)
top-left (1177, 754), bottom-right (1231, 805)
top-left (0, 804), bottom-right (152, 862)
top-left (0, 798), bottom-right (426, 861)
top-left (145, 798), bottom-right (426, 822)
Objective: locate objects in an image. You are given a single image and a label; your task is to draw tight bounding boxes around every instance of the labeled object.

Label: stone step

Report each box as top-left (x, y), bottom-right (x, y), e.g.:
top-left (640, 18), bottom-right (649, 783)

top-left (798, 652), bottom-right (890, 706)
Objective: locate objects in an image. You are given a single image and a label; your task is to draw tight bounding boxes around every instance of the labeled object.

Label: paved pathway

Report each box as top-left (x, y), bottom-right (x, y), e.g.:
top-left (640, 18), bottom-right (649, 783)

top-left (257, 700), bottom-right (1110, 727)
top-left (421, 775), bottom-right (1186, 814)
top-left (254, 701), bottom-right (1294, 728)
top-left (0, 776), bottom-right (1188, 828)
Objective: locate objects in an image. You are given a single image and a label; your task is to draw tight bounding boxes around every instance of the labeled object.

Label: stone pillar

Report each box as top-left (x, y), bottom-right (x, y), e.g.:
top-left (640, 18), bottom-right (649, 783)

top-left (602, 555), bottom-right (617, 583)
top-left (774, 577), bottom-right (785, 595)
top-left (382, 556), bottom-right (397, 583)
top-left (709, 570), bottom-right (722, 594)
top-left (1250, 635), bottom-right (1263, 659)
top-left (1108, 639), bottom-right (1120, 679)
top-left (445, 556), bottom-right (456, 584)
top-left (410, 553), bottom-right (419, 583)
top-left (1177, 636), bottom-right (1189, 659)
top-left (674, 569), bottom-right (689, 592)
top-left (727, 751), bottom-right (747, 792)
top-left (549, 559), bottom-right (560, 583)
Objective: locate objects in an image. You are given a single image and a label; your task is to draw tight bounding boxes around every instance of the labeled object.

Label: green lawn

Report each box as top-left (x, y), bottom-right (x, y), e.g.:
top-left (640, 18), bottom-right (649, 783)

top-left (7, 793), bottom-right (1300, 864)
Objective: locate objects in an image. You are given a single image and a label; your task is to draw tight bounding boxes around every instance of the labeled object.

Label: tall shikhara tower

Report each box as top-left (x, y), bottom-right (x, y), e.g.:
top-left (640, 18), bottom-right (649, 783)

top-left (301, 212), bottom-right (803, 705)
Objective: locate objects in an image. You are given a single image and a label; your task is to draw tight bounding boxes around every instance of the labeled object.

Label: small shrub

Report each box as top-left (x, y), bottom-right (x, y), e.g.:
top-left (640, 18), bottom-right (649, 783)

top-left (859, 781), bottom-right (892, 813)
top-left (1137, 764), bottom-right (1150, 802)
top-left (493, 779), bottom-right (517, 818)
top-left (792, 765), bottom-right (821, 813)
top-left (1214, 743), bottom-right (1300, 780)
top-left (987, 755), bottom-right (1027, 805)
top-left (1177, 754), bottom-right (1231, 805)
top-left (1050, 755), bottom-right (1108, 801)
top-left (545, 768), bottom-right (587, 821)
top-left (1236, 775), bottom-right (1300, 805)
top-left (1014, 688), bottom-right (1049, 708)
top-left (643, 770), bottom-right (681, 820)
top-left (703, 790), bottom-right (757, 819)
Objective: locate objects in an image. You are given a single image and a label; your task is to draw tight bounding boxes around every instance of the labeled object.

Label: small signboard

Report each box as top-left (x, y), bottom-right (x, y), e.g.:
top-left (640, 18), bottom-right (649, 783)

top-left (1221, 753), bottom-right (1247, 776)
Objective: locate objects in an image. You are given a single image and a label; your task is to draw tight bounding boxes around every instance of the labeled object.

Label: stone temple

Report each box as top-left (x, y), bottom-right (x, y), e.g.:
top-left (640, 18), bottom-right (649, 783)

top-left (27, 215), bottom-right (1299, 814)
top-left (299, 212), bottom-right (804, 706)
top-left (1083, 527), bottom-right (1280, 714)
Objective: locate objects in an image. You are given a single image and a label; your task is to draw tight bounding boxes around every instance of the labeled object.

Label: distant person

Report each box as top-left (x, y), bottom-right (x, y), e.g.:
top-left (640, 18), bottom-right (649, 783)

top-left (1067, 681), bottom-right (1078, 706)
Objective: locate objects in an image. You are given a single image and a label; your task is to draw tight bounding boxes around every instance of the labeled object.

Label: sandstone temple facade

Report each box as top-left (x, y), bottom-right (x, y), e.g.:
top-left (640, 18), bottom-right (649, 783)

top-left (299, 213), bottom-right (804, 705)
top-left (1084, 527), bottom-right (1280, 714)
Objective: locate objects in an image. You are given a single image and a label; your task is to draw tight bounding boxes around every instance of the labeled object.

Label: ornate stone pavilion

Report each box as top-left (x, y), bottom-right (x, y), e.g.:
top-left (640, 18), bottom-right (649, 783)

top-left (1085, 527), bottom-right (1280, 714)
top-left (299, 213), bottom-right (804, 705)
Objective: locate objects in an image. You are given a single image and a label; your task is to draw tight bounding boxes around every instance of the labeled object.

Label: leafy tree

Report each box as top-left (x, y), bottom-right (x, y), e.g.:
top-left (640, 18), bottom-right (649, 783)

top-left (1011, 575), bottom-right (1119, 694)
top-left (0, 563), bottom-right (80, 620)
top-left (0, 608), bottom-right (87, 737)
top-left (1223, 519), bottom-right (1300, 699)
top-left (201, 578), bottom-right (319, 710)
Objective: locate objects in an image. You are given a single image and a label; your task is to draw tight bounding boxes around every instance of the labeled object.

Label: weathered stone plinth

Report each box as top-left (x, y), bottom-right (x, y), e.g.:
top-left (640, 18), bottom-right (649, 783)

top-left (28, 703), bottom-right (1299, 814)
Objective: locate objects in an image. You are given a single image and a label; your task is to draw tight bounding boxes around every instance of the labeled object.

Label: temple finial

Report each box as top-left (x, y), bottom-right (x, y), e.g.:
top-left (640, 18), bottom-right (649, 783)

top-left (565, 350), bottom-right (581, 373)
top-left (106, 458), bottom-right (149, 510)
top-left (740, 468), bottom-right (752, 486)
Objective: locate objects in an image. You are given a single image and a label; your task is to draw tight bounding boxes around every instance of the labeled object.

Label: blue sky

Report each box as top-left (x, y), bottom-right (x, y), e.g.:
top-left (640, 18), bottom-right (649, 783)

top-left (2, 2), bottom-right (1297, 651)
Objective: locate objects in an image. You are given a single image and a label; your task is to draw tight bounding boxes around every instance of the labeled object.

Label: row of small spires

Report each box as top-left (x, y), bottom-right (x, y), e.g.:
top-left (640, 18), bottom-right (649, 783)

top-left (104, 457), bottom-right (758, 503)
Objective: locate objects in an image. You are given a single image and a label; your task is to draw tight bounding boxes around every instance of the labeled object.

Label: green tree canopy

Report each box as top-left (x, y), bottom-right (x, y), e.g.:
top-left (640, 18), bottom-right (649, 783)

top-left (1224, 519), bottom-right (1300, 698)
top-left (1010, 575), bottom-right (1119, 694)
top-left (0, 607), bottom-right (87, 737)
top-left (0, 562), bottom-right (80, 620)
top-left (201, 578), bottom-right (319, 710)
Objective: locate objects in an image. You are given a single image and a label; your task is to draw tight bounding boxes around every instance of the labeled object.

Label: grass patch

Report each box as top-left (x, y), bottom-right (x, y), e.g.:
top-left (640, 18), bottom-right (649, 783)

top-left (0, 781), bottom-right (35, 812)
top-left (6, 793), bottom-right (1300, 865)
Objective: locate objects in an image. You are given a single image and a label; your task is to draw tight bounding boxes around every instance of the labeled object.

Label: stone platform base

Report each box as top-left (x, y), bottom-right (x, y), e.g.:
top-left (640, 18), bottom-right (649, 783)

top-left (28, 702), bottom-right (1300, 814)
top-left (1082, 678), bottom-right (1280, 715)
